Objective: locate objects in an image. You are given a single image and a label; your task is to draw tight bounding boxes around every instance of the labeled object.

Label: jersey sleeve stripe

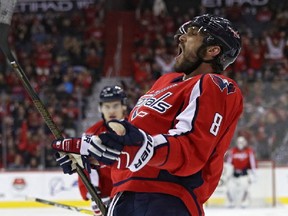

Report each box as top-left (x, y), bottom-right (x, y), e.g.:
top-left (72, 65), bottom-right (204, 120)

top-left (168, 79), bottom-right (201, 135)
top-left (153, 134), bottom-right (168, 147)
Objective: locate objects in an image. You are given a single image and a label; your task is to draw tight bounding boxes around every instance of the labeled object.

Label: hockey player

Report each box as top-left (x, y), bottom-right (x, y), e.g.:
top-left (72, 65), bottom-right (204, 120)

top-left (52, 14), bottom-right (243, 216)
top-left (226, 136), bottom-right (257, 208)
top-left (77, 85), bottom-right (128, 215)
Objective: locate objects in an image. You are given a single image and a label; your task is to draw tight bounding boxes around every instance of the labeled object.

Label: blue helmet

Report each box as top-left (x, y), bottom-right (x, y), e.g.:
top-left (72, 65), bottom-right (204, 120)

top-left (175, 14), bottom-right (241, 71)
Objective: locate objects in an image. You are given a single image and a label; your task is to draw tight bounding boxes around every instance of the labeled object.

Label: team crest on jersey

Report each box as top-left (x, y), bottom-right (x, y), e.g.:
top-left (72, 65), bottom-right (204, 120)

top-left (210, 74), bottom-right (236, 94)
top-left (233, 152), bottom-right (248, 160)
top-left (131, 92), bottom-right (172, 120)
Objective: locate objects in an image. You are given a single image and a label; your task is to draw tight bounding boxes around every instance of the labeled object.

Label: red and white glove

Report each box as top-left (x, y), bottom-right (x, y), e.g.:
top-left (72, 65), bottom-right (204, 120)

top-left (52, 136), bottom-right (96, 174)
top-left (51, 135), bottom-right (121, 165)
top-left (51, 120), bottom-right (156, 172)
top-left (52, 137), bottom-right (86, 155)
top-left (91, 197), bottom-right (110, 216)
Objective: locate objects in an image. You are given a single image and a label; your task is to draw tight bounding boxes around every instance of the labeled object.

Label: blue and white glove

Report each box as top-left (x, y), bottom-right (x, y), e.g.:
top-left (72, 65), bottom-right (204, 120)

top-left (54, 152), bottom-right (91, 175)
top-left (87, 120), bottom-right (155, 172)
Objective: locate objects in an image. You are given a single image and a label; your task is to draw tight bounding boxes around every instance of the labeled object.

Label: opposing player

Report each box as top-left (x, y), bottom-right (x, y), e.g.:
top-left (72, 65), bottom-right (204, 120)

top-left (77, 85), bottom-right (128, 215)
top-left (226, 136), bottom-right (257, 208)
top-left (53, 14), bottom-right (243, 215)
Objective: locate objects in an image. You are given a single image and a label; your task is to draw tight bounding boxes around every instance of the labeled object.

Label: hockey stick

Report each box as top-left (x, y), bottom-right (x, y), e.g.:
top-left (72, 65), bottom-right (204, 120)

top-left (26, 196), bottom-right (94, 215)
top-left (0, 1), bottom-right (107, 215)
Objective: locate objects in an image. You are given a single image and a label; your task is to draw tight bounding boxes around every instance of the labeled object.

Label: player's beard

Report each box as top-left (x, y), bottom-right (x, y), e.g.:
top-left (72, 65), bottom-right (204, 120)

top-left (174, 58), bottom-right (202, 75)
top-left (174, 43), bottom-right (203, 75)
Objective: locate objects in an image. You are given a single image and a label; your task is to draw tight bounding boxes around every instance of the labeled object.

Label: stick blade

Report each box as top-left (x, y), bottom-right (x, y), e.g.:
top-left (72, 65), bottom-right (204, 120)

top-left (25, 196), bottom-right (36, 202)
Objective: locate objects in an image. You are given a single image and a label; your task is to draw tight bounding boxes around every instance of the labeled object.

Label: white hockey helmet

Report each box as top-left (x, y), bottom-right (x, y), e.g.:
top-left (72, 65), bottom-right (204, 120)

top-left (236, 136), bottom-right (247, 150)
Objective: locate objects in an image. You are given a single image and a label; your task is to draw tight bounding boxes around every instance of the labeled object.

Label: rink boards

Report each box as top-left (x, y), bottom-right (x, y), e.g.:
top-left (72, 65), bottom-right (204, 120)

top-left (0, 171), bottom-right (90, 208)
top-left (0, 166), bottom-right (288, 208)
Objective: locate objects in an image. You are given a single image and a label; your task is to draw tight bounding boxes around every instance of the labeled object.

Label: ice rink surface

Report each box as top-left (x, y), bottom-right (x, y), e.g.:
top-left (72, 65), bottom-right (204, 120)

top-left (0, 206), bottom-right (288, 216)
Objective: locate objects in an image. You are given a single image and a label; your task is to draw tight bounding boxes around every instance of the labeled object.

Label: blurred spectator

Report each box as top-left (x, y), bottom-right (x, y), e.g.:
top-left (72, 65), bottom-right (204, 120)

top-left (225, 2), bottom-right (242, 27)
top-left (154, 47), bottom-right (175, 75)
top-left (34, 42), bottom-right (53, 77)
top-left (246, 38), bottom-right (266, 81)
top-left (264, 31), bottom-right (286, 81)
top-left (256, 6), bottom-right (273, 32)
top-left (153, 0), bottom-right (167, 17)
top-left (8, 153), bottom-right (24, 170)
top-left (84, 18), bottom-right (104, 42)
top-left (265, 32), bottom-right (285, 61)
top-left (85, 47), bottom-right (103, 81)
top-left (30, 17), bottom-right (47, 43)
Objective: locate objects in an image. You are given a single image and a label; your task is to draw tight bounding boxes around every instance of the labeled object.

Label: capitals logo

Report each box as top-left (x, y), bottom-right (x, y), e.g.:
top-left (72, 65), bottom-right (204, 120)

top-left (131, 92), bottom-right (172, 120)
top-left (210, 74), bottom-right (236, 94)
top-left (12, 178), bottom-right (26, 190)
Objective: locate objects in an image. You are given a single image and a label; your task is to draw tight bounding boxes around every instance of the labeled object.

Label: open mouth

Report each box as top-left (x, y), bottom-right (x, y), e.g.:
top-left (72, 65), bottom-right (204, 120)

top-left (175, 44), bottom-right (183, 59)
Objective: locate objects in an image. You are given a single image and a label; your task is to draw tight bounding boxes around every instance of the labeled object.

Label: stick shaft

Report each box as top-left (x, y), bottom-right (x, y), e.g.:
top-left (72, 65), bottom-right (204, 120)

top-left (11, 60), bottom-right (63, 138)
top-left (28, 197), bottom-right (94, 215)
top-left (0, 23), bottom-right (107, 215)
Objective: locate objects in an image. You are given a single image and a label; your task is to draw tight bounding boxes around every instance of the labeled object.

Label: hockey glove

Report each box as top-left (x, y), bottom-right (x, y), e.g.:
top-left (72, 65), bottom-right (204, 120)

top-left (52, 137), bottom-right (84, 154)
top-left (93, 119), bottom-right (155, 171)
top-left (54, 152), bottom-right (91, 174)
top-left (51, 135), bottom-right (120, 166)
top-left (91, 197), bottom-right (111, 216)
top-left (51, 120), bottom-right (155, 171)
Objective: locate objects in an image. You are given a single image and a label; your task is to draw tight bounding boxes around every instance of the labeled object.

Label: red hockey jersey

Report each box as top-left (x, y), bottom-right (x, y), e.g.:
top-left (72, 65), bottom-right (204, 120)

top-left (226, 146), bottom-right (256, 171)
top-left (78, 120), bottom-right (113, 200)
top-left (109, 72), bottom-right (243, 215)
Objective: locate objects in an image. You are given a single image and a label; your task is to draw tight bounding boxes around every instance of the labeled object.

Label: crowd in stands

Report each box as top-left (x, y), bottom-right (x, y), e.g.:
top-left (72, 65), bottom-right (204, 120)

top-left (0, 2), bottom-right (106, 169)
top-left (0, 0), bottom-right (288, 170)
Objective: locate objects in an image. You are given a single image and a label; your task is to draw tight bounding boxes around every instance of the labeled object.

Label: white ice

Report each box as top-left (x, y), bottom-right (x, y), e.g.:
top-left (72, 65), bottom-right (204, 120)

top-left (205, 206), bottom-right (288, 216)
top-left (0, 206), bottom-right (288, 216)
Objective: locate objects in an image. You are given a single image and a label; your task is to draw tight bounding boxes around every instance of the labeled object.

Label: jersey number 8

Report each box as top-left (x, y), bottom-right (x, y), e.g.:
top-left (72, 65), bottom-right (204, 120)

top-left (210, 113), bottom-right (223, 136)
